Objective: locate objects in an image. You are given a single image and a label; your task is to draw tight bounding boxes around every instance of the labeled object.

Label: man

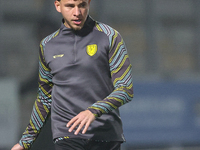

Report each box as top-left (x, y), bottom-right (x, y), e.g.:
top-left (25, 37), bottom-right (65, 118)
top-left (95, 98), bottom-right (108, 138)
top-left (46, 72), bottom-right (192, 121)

top-left (11, 0), bottom-right (133, 150)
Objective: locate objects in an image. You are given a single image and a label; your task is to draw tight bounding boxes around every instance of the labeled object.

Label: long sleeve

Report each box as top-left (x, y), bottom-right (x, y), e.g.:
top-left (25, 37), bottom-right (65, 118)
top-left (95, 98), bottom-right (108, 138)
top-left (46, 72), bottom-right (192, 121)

top-left (19, 42), bottom-right (53, 149)
top-left (88, 28), bottom-right (134, 117)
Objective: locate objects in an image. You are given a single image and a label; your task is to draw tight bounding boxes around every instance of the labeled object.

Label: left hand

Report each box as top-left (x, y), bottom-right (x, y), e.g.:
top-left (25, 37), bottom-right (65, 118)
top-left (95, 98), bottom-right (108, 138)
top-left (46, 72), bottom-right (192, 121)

top-left (67, 110), bottom-right (96, 135)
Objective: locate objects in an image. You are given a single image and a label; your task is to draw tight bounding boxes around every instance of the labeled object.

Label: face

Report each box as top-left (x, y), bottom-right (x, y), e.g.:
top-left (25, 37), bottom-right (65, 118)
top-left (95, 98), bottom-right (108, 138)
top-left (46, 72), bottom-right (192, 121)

top-left (55, 0), bottom-right (91, 30)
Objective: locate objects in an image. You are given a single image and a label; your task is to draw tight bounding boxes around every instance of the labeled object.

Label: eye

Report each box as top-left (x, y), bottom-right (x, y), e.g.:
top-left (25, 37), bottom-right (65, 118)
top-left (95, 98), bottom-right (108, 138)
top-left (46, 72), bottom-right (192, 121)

top-left (79, 2), bottom-right (87, 8)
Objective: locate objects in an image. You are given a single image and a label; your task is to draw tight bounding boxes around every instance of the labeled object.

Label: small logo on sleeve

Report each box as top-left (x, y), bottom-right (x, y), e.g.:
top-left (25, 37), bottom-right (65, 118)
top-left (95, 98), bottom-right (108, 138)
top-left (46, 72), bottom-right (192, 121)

top-left (86, 44), bottom-right (97, 56)
top-left (53, 54), bottom-right (64, 59)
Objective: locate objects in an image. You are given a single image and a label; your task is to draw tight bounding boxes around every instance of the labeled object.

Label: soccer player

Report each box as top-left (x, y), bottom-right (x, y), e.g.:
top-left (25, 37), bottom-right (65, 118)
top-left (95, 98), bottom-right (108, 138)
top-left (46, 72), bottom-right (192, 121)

top-left (11, 0), bottom-right (133, 149)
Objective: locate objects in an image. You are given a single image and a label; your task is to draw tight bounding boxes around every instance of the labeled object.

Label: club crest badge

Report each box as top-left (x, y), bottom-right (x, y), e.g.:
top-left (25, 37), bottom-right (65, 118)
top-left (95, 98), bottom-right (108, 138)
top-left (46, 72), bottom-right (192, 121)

top-left (86, 44), bottom-right (97, 56)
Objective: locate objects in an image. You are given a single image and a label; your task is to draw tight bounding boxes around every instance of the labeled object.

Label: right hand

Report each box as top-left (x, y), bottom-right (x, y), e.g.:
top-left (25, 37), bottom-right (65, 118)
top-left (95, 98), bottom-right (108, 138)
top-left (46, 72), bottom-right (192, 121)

top-left (11, 143), bottom-right (25, 150)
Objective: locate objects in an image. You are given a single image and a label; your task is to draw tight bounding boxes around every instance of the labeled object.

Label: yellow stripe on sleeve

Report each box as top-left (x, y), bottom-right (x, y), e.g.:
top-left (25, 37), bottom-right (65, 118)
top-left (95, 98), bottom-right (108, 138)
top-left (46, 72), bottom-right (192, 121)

top-left (109, 39), bottom-right (123, 63)
top-left (43, 104), bottom-right (50, 114)
top-left (95, 23), bottom-right (103, 32)
top-left (88, 106), bottom-right (106, 114)
top-left (35, 101), bottom-right (45, 122)
top-left (113, 64), bottom-right (132, 85)
top-left (111, 55), bottom-right (129, 76)
top-left (30, 120), bottom-right (37, 134)
top-left (110, 30), bottom-right (118, 51)
top-left (107, 97), bottom-right (124, 105)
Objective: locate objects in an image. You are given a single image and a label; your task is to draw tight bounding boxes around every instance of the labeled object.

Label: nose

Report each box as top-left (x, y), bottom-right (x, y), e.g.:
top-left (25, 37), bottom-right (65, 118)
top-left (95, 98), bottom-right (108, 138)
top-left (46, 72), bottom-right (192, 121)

top-left (74, 6), bottom-right (81, 16)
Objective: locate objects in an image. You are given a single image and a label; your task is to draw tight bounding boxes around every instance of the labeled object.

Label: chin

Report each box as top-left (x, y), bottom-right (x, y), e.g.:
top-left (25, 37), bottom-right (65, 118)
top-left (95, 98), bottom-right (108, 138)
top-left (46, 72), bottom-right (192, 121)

top-left (73, 28), bottom-right (81, 31)
top-left (72, 27), bottom-right (82, 31)
top-left (71, 24), bottom-right (84, 31)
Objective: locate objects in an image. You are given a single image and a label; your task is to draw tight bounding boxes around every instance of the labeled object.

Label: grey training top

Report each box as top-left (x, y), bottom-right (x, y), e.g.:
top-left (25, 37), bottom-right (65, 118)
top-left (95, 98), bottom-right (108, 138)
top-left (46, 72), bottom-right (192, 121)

top-left (19, 16), bottom-right (133, 149)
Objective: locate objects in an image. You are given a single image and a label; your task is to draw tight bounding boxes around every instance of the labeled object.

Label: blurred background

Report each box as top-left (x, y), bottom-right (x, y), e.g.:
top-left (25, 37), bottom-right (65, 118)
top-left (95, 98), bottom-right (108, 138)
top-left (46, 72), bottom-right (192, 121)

top-left (0, 0), bottom-right (200, 150)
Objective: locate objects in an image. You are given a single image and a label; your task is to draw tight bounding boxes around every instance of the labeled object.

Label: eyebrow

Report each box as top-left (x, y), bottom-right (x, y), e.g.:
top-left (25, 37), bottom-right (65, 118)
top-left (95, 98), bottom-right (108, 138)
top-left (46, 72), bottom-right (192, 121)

top-left (64, 3), bottom-right (75, 7)
top-left (64, 1), bottom-right (87, 7)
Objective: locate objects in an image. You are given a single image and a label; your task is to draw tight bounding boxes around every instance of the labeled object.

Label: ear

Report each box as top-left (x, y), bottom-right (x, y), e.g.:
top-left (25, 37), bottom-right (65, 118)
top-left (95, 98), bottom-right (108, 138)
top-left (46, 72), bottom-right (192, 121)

top-left (54, 1), bottom-right (61, 13)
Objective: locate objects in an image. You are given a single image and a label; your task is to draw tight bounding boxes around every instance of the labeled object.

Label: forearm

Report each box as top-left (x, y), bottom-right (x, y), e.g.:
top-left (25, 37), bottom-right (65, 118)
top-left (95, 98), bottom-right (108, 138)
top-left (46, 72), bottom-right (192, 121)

top-left (19, 98), bottom-right (51, 149)
top-left (88, 81), bottom-right (133, 117)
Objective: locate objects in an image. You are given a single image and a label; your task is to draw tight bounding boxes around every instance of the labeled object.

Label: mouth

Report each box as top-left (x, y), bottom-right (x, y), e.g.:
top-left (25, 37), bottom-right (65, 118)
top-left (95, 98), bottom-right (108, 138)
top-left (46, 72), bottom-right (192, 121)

top-left (73, 19), bottom-right (82, 25)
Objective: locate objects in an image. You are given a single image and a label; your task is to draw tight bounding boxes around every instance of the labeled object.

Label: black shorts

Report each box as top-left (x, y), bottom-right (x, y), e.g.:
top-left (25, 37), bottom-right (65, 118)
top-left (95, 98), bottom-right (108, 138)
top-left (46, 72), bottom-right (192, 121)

top-left (55, 138), bottom-right (122, 150)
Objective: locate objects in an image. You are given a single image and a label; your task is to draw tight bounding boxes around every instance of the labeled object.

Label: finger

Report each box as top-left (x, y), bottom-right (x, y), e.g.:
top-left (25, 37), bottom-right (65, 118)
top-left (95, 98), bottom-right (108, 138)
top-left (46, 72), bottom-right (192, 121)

top-left (82, 120), bottom-right (91, 134)
top-left (74, 122), bottom-right (85, 135)
top-left (68, 119), bottom-right (81, 132)
top-left (67, 117), bottom-right (77, 128)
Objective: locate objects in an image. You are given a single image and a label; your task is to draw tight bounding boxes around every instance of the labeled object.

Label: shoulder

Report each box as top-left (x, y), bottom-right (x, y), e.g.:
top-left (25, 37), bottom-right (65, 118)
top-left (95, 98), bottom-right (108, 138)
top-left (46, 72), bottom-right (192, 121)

top-left (94, 21), bottom-right (123, 49)
top-left (40, 29), bottom-right (60, 47)
top-left (94, 21), bottom-right (120, 37)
